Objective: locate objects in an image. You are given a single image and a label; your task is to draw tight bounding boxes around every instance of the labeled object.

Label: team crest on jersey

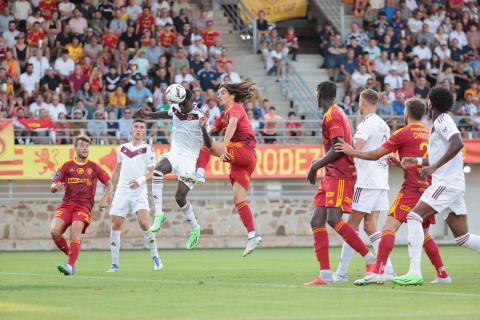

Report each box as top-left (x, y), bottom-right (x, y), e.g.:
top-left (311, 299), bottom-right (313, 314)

top-left (77, 168), bottom-right (84, 175)
top-left (87, 168), bottom-right (93, 175)
top-left (54, 170), bottom-right (61, 179)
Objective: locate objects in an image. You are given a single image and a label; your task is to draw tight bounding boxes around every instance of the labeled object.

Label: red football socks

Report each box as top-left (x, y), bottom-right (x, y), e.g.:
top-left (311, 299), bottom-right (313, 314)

top-left (424, 235), bottom-right (449, 278)
top-left (313, 227), bottom-right (330, 270)
top-left (235, 201), bottom-right (255, 233)
top-left (334, 220), bottom-right (369, 257)
top-left (373, 230), bottom-right (396, 274)
top-left (68, 240), bottom-right (81, 267)
top-left (197, 147), bottom-right (211, 170)
top-left (53, 235), bottom-right (69, 256)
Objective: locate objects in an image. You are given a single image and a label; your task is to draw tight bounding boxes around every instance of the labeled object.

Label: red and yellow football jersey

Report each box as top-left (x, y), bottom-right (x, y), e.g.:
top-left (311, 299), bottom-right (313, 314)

top-left (382, 122), bottom-right (431, 193)
top-left (201, 30), bottom-right (220, 47)
top-left (137, 14), bottom-right (155, 33)
top-left (213, 103), bottom-right (256, 149)
top-left (159, 31), bottom-right (176, 48)
top-left (53, 158), bottom-right (110, 211)
top-left (322, 105), bottom-right (356, 179)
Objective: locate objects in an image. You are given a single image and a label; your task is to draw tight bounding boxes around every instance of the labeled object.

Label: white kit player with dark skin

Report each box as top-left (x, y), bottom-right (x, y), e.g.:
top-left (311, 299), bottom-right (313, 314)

top-left (392, 86), bottom-right (480, 286)
top-left (136, 86), bottom-right (206, 250)
top-left (334, 89), bottom-right (395, 282)
top-left (107, 118), bottom-right (161, 272)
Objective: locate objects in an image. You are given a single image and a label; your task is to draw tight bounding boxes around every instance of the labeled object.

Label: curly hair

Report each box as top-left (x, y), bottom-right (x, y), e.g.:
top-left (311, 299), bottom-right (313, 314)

top-left (220, 79), bottom-right (256, 104)
top-left (428, 86), bottom-right (453, 113)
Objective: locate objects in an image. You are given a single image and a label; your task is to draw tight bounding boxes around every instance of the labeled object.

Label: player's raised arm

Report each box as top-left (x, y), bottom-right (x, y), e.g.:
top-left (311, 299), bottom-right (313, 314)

top-left (335, 138), bottom-right (391, 161)
top-left (134, 108), bottom-right (172, 120)
top-left (199, 110), bottom-right (213, 149)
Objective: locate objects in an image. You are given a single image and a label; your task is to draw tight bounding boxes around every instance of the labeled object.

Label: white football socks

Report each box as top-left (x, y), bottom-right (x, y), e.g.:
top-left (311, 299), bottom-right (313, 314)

top-left (152, 170), bottom-right (164, 214)
top-left (406, 212), bottom-right (424, 276)
top-left (144, 231), bottom-right (159, 258)
top-left (455, 233), bottom-right (480, 252)
top-left (181, 202), bottom-right (199, 230)
top-left (110, 229), bottom-right (121, 266)
top-left (336, 242), bottom-right (354, 276)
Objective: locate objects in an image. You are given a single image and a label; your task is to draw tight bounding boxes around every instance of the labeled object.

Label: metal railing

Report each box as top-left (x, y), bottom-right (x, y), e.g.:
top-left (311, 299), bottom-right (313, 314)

top-left (215, 0), bottom-right (257, 53)
top-left (12, 117), bottom-right (480, 145)
top-left (311, 0), bottom-right (346, 39)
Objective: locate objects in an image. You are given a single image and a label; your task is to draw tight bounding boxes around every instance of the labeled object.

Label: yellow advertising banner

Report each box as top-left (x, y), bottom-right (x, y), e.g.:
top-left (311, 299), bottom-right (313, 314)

top-left (0, 145), bottom-right (324, 180)
top-left (0, 120), bottom-right (14, 161)
top-left (243, 0), bottom-right (308, 22)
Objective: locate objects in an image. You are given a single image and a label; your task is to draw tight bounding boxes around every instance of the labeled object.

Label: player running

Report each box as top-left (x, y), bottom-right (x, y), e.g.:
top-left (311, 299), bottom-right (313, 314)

top-left (197, 80), bottom-right (262, 257)
top-left (334, 89), bottom-right (395, 282)
top-left (50, 135), bottom-right (113, 276)
top-left (107, 118), bottom-right (161, 273)
top-left (392, 87), bottom-right (480, 286)
top-left (305, 81), bottom-right (376, 286)
top-left (335, 98), bottom-right (450, 285)
top-left (137, 88), bottom-right (204, 250)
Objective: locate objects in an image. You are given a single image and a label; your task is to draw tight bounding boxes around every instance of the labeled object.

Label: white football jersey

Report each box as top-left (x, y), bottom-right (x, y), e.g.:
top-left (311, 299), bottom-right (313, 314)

top-left (168, 103), bottom-right (210, 158)
top-left (428, 113), bottom-right (465, 190)
top-left (354, 113), bottom-right (390, 190)
top-left (116, 141), bottom-right (156, 193)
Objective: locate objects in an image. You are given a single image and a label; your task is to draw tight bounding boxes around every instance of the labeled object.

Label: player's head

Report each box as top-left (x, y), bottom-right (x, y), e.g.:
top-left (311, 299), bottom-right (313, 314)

top-left (359, 89), bottom-right (378, 116)
top-left (427, 86), bottom-right (453, 117)
top-left (131, 118), bottom-right (146, 141)
top-left (178, 88), bottom-right (193, 114)
top-left (316, 81), bottom-right (336, 110)
top-left (74, 135), bottom-right (91, 160)
top-left (404, 98), bottom-right (425, 124)
top-left (218, 79), bottom-right (256, 106)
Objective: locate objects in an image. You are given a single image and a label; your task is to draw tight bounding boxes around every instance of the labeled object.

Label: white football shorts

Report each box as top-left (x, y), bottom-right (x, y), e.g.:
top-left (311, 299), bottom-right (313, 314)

top-left (419, 184), bottom-right (467, 217)
top-left (110, 189), bottom-right (150, 217)
top-left (161, 152), bottom-right (196, 189)
top-left (351, 187), bottom-right (390, 213)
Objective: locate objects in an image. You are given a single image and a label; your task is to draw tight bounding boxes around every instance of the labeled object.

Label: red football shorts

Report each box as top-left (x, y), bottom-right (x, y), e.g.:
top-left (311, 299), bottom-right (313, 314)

top-left (389, 192), bottom-right (435, 228)
top-left (314, 178), bottom-right (355, 213)
top-left (225, 142), bottom-right (257, 191)
top-left (55, 202), bottom-right (92, 233)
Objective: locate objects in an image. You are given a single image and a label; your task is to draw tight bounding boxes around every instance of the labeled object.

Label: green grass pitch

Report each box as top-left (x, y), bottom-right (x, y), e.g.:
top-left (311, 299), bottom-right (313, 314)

top-left (1, 247), bottom-right (479, 320)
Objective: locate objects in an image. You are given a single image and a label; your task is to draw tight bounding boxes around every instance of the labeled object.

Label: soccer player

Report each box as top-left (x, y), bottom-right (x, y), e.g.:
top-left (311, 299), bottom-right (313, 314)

top-left (334, 89), bottom-right (395, 282)
top-left (137, 88), bottom-right (204, 250)
top-left (304, 81), bottom-right (376, 285)
top-left (50, 135), bottom-right (113, 276)
top-left (335, 98), bottom-right (450, 285)
top-left (198, 80), bottom-right (262, 257)
top-left (391, 87), bottom-right (480, 286)
top-left (107, 119), bottom-right (161, 273)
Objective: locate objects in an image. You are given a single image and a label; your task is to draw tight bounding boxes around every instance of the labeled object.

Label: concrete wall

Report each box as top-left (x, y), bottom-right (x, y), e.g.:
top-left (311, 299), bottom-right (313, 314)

top-left (1, 165), bottom-right (478, 251)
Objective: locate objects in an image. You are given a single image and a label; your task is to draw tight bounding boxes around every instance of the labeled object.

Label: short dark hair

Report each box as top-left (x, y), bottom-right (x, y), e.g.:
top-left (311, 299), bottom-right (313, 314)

top-left (269, 106), bottom-right (276, 111)
top-left (288, 111), bottom-right (297, 117)
top-left (360, 89), bottom-right (379, 105)
top-left (133, 118), bottom-right (146, 124)
top-left (74, 135), bottom-right (91, 146)
top-left (405, 98), bottom-right (425, 120)
top-left (317, 81), bottom-right (337, 101)
top-left (428, 86), bottom-right (453, 113)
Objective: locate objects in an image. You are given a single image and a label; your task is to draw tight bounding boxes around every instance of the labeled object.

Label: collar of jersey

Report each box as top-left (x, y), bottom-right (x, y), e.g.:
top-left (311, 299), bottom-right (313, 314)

top-left (73, 157), bottom-right (88, 166)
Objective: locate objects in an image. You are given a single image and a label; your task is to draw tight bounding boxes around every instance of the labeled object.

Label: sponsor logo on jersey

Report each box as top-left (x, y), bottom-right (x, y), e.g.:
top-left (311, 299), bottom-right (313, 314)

top-left (77, 168), bottom-right (84, 175)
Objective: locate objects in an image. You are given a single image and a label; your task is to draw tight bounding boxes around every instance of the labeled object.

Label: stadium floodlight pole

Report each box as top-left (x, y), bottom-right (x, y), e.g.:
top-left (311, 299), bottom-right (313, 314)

top-left (340, 5), bottom-right (345, 40)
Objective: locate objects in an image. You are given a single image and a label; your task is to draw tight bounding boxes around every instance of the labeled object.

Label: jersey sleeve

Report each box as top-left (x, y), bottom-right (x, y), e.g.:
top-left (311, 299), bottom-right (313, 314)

top-left (52, 162), bottom-right (67, 183)
top-left (325, 110), bottom-right (346, 139)
top-left (116, 145), bottom-right (123, 163)
top-left (382, 127), bottom-right (405, 152)
top-left (95, 163), bottom-right (111, 184)
top-left (437, 115), bottom-right (461, 141)
top-left (354, 120), bottom-right (370, 142)
top-left (147, 145), bottom-right (156, 168)
top-left (228, 104), bottom-right (245, 120)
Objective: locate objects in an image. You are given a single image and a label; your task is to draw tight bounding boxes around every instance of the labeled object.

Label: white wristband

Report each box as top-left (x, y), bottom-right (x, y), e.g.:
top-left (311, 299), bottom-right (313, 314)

top-left (135, 176), bottom-right (146, 185)
top-left (416, 158), bottom-right (423, 166)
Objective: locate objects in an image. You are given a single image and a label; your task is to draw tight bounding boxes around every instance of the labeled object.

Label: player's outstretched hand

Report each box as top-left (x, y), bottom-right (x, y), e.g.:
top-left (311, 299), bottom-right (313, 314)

top-left (307, 161), bottom-right (319, 185)
top-left (387, 156), bottom-right (400, 167)
top-left (129, 179), bottom-right (140, 189)
top-left (420, 165), bottom-right (437, 178)
top-left (334, 138), bottom-right (353, 154)
top-left (219, 142), bottom-right (231, 161)
top-left (199, 110), bottom-right (210, 128)
top-left (400, 157), bottom-right (418, 169)
top-left (99, 197), bottom-right (108, 212)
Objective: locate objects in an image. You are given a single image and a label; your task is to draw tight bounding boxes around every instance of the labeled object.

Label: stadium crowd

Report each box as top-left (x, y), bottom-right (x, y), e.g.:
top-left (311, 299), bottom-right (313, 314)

top-left (317, 0), bottom-right (480, 137)
top-left (0, 0), bottom-right (303, 145)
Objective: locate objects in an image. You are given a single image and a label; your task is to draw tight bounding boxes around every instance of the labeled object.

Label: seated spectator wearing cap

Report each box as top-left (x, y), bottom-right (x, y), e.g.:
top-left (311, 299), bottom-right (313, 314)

top-left (384, 66), bottom-right (403, 90)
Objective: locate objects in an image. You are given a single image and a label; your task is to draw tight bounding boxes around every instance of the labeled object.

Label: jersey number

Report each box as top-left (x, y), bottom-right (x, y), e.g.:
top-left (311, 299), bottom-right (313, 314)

top-left (419, 142), bottom-right (428, 158)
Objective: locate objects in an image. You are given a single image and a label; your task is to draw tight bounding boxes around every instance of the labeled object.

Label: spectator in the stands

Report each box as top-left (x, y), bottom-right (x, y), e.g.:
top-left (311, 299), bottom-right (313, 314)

top-left (345, 22), bottom-right (369, 48)
top-left (19, 63), bottom-right (39, 101)
top-left (373, 11), bottom-right (390, 39)
top-left (174, 65), bottom-right (195, 84)
top-left (325, 34), bottom-right (347, 81)
top-left (417, 23), bottom-right (434, 48)
top-left (29, 94), bottom-right (48, 118)
top-left (118, 107), bottom-right (133, 142)
top-left (374, 51), bottom-right (392, 88)
top-left (54, 49), bottom-right (75, 79)
top-left (449, 21), bottom-right (468, 49)
top-left (285, 111), bottom-right (303, 140)
top-left (257, 10), bottom-right (269, 44)
top-left (351, 64), bottom-right (372, 96)
top-left (201, 20), bottom-right (220, 47)
top-left (197, 61), bottom-right (218, 91)
top-left (364, 38), bottom-right (381, 61)
top-left (284, 26), bottom-right (299, 61)
top-left (411, 39), bottom-right (432, 62)
top-left (318, 22), bottom-right (335, 58)
top-left (207, 97), bottom-right (221, 122)
top-left (261, 106), bottom-right (282, 144)
top-left (127, 79), bottom-right (152, 111)
top-left (338, 49), bottom-right (359, 93)
top-left (47, 94), bottom-right (67, 120)
top-left (414, 77), bottom-right (429, 99)
top-left (384, 66), bottom-right (404, 90)
top-left (377, 92), bottom-right (393, 116)
top-left (393, 92), bottom-right (406, 115)
top-left (220, 62), bottom-right (241, 84)
top-left (266, 42), bottom-right (284, 82)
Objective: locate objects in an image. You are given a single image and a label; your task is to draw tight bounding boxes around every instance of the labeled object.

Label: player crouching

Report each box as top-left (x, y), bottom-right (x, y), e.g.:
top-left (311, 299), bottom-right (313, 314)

top-left (50, 135), bottom-right (113, 276)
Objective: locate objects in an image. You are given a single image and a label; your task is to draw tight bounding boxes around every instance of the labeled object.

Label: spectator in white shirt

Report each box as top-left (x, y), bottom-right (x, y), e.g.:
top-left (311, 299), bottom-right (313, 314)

top-left (47, 95), bottom-right (67, 120)
top-left (374, 51), bottom-right (392, 84)
top-left (58, 0), bottom-right (76, 21)
top-left (207, 97), bottom-right (221, 122)
top-left (151, 0), bottom-right (171, 18)
top-left (19, 63), bottom-right (40, 98)
top-left (54, 49), bottom-right (75, 78)
top-left (220, 62), bottom-right (241, 84)
top-left (174, 66), bottom-right (195, 84)
top-left (68, 9), bottom-right (88, 35)
top-left (266, 42), bottom-right (284, 82)
top-left (412, 39), bottom-right (432, 61)
top-left (434, 40), bottom-right (451, 62)
top-left (28, 48), bottom-right (50, 81)
top-left (351, 64), bottom-right (372, 92)
top-left (3, 21), bottom-right (20, 48)
top-left (449, 21), bottom-right (468, 49)
top-left (0, 7), bottom-right (14, 33)
top-left (188, 35), bottom-right (208, 60)
top-left (156, 8), bottom-right (173, 27)
top-left (407, 10), bottom-right (423, 34)
top-left (12, 0), bottom-right (32, 22)
top-left (29, 94), bottom-right (49, 117)
top-left (126, 0), bottom-right (142, 22)
top-left (384, 66), bottom-right (403, 90)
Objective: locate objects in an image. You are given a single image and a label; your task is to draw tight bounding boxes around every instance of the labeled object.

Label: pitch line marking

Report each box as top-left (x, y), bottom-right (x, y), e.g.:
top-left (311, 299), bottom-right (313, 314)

top-left (1, 272), bottom-right (479, 298)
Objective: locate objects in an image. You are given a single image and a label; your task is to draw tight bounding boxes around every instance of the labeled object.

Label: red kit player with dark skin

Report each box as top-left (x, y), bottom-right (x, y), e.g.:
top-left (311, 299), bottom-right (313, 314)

top-left (50, 135), bottom-right (113, 276)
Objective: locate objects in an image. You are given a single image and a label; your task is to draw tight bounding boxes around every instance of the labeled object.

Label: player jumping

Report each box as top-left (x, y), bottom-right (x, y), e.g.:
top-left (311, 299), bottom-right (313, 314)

top-left (334, 89), bottom-right (395, 282)
top-left (137, 88), bottom-right (204, 250)
top-left (197, 80), bottom-right (262, 257)
top-left (335, 98), bottom-right (450, 285)
top-left (392, 87), bottom-right (480, 286)
top-left (305, 81), bottom-right (376, 286)
top-left (107, 118), bottom-right (162, 272)
top-left (50, 135), bottom-right (113, 276)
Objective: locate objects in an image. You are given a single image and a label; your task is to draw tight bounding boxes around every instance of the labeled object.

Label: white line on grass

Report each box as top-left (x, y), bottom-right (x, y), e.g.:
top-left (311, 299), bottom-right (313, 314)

top-left (1, 272), bottom-right (479, 298)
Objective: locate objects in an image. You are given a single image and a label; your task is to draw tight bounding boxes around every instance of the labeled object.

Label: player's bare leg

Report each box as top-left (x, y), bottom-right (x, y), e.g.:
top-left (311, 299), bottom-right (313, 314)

top-left (50, 217), bottom-right (69, 256)
top-left (305, 207), bottom-right (332, 285)
top-left (150, 158), bottom-right (172, 233)
top-left (232, 181), bottom-right (261, 257)
top-left (175, 181), bottom-right (201, 250)
top-left (107, 215), bottom-right (124, 272)
top-left (137, 209), bottom-right (162, 270)
top-left (448, 213), bottom-right (480, 253)
top-left (58, 220), bottom-right (85, 276)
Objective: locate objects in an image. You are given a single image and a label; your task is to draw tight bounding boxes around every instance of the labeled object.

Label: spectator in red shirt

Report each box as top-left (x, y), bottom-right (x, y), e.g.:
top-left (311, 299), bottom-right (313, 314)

top-left (68, 65), bottom-right (87, 94)
top-left (285, 111), bottom-right (303, 140)
top-left (102, 28), bottom-right (119, 49)
top-left (158, 24), bottom-right (176, 50)
top-left (201, 20), bottom-right (220, 47)
top-left (136, 6), bottom-right (155, 35)
top-left (27, 23), bottom-right (46, 49)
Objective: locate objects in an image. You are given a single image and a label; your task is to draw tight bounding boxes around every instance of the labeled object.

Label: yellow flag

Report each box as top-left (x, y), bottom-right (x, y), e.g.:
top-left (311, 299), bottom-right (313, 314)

top-left (243, 0), bottom-right (308, 22)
